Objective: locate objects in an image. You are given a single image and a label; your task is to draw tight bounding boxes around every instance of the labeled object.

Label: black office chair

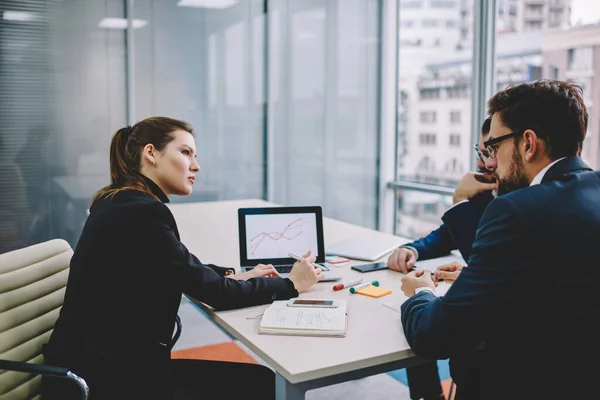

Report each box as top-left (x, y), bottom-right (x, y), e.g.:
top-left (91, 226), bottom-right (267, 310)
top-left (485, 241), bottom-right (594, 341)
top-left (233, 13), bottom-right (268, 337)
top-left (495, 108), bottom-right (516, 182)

top-left (0, 239), bottom-right (89, 399)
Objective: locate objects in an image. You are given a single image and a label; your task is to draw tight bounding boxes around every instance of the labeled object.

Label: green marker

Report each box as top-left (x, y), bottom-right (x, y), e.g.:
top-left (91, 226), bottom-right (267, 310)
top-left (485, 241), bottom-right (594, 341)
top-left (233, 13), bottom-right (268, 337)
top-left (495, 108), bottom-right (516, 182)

top-left (349, 280), bottom-right (379, 293)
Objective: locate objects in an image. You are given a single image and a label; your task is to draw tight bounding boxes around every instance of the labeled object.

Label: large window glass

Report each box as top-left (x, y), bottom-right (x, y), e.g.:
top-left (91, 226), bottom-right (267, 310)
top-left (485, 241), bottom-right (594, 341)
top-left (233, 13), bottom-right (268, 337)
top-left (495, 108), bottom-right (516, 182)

top-left (133, 0), bottom-right (266, 203)
top-left (269, 0), bottom-right (381, 229)
top-left (495, 0), bottom-right (600, 168)
top-left (395, 0), bottom-right (473, 238)
top-left (0, 0), bottom-right (126, 251)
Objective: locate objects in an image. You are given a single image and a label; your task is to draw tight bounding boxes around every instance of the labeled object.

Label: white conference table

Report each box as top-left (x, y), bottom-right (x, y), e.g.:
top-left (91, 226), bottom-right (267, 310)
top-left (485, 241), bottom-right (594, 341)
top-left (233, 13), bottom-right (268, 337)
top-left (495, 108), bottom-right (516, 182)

top-left (168, 198), bottom-right (453, 400)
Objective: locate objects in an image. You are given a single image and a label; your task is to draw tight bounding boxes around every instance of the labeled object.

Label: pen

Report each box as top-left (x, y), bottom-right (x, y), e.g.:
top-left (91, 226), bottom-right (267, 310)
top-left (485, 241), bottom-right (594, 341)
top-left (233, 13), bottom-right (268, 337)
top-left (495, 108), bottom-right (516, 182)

top-left (332, 278), bottom-right (363, 291)
top-left (349, 280), bottom-right (379, 293)
top-left (288, 252), bottom-right (325, 271)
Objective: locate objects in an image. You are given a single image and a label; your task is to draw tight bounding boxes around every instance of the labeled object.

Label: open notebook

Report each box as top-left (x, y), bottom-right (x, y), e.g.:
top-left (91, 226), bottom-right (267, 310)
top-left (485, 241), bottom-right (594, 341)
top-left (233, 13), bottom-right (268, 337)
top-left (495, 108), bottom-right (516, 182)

top-left (259, 300), bottom-right (348, 337)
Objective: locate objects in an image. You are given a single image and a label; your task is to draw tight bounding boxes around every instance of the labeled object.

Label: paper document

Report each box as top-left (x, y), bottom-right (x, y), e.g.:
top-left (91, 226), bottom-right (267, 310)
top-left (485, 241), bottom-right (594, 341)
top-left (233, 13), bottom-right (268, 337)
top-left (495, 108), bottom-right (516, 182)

top-left (414, 254), bottom-right (464, 272)
top-left (382, 300), bottom-right (403, 314)
top-left (259, 300), bottom-right (347, 336)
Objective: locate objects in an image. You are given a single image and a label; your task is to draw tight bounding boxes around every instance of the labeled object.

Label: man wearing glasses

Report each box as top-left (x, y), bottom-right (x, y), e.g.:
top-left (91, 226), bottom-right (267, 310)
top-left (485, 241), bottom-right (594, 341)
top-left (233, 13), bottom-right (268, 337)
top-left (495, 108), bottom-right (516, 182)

top-left (387, 118), bottom-right (496, 400)
top-left (400, 80), bottom-right (599, 400)
top-left (388, 118), bottom-right (496, 275)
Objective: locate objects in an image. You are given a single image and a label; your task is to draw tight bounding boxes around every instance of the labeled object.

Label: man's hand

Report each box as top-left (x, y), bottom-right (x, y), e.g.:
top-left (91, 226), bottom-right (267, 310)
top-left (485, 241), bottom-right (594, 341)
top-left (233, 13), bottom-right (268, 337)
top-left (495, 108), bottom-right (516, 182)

top-left (452, 171), bottom-right (497, 204)
top-left (227, 264), bottom-right (280, 280)
top-left (401, 269), bottom-right (435, 297)
top-left (387, 247), bottom-right (417, 274)
top-left (433, 260), bottom-right (465, 283)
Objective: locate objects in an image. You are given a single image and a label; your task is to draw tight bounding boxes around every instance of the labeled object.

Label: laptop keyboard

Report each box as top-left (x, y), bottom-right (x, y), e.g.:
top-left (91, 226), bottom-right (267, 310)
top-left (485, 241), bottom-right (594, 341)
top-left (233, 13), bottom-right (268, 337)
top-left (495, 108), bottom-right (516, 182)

top-left (244, 264), bottom-right (328, 274)
top-left (275, 265), bottom-right (294, 273)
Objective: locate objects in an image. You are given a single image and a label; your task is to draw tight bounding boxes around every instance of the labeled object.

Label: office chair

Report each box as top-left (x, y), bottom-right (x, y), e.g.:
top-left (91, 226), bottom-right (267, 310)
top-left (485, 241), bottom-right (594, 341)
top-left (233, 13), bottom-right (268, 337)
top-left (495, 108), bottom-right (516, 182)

top-left (0, 239), bottom-right (89, 400)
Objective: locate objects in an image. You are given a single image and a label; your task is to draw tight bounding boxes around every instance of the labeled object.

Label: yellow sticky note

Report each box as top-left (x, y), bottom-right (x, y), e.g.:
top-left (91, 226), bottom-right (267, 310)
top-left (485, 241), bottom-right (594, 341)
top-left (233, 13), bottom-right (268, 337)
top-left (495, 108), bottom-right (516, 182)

top-left (356, 285), bottom-right (392, 298)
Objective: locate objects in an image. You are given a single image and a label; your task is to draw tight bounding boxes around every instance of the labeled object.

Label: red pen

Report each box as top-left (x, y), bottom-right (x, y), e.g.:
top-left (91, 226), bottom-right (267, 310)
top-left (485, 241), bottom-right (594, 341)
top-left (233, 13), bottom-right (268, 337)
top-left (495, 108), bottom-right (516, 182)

top-left (333, 278), bottom-right (363, 291)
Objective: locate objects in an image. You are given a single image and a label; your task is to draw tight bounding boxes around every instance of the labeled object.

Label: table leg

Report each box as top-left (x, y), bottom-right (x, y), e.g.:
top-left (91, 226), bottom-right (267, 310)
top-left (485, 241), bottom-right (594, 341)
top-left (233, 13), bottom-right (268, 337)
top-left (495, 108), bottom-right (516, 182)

top-left (275, 373), bottom-right (305, 400)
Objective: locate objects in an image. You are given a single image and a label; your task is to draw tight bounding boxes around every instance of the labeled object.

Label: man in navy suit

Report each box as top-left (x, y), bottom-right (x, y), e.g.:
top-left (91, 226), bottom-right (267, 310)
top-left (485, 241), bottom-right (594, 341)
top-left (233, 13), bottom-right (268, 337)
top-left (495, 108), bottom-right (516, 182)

top-left (400, 80), bottom-right (600, 400)
top-left (388, 119), bottom-right (495, 400)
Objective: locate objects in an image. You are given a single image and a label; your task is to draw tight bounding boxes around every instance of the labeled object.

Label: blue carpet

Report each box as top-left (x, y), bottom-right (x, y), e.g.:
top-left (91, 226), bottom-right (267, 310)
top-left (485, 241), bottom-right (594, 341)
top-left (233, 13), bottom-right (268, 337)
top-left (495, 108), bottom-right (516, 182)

top-left (387, 359), bottom-right (451, 385)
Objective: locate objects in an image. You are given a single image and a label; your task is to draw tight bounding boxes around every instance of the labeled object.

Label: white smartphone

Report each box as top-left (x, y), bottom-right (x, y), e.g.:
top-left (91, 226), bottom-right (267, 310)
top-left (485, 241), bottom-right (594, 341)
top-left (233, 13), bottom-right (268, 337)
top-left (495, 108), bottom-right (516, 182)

top-left (286, 299), bottom-right (339, 308)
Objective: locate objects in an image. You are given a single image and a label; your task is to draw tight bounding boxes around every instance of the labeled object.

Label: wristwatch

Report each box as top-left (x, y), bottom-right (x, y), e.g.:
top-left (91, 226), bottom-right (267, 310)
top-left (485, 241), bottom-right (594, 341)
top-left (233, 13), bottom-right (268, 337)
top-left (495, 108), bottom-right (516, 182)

top-left (415, 287), bottom-right (436, 296)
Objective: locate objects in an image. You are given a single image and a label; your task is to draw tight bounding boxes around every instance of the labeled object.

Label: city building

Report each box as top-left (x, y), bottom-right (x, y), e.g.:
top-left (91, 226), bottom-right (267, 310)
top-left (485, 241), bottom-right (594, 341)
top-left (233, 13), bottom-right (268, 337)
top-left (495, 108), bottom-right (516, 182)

top-left (542, 23), bottom-right (600, 167)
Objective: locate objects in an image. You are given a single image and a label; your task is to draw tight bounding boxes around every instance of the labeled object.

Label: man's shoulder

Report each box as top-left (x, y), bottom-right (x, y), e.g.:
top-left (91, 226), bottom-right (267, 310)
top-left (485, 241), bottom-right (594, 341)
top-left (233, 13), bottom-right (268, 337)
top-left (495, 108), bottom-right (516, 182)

top-left (488, 170), bottom-right (600, 219)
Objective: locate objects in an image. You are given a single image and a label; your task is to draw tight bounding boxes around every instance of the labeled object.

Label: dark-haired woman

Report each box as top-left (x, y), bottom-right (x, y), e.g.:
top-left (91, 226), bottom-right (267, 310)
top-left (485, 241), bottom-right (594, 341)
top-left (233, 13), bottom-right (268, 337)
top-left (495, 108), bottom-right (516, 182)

top-left (42, 117), bottom-right (322, 400)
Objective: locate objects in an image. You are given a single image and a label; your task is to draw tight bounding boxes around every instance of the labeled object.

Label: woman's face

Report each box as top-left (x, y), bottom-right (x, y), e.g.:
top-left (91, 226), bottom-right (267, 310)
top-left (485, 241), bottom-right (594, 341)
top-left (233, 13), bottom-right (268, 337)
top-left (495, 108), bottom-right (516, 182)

top-left (153, 130), bottom-right (200, 196)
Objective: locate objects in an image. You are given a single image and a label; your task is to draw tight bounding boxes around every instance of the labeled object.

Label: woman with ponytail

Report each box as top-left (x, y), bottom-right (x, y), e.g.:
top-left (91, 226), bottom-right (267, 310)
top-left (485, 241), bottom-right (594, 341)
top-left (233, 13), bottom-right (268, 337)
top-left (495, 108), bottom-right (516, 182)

top-left (42, 117), bottom-right (321, 400)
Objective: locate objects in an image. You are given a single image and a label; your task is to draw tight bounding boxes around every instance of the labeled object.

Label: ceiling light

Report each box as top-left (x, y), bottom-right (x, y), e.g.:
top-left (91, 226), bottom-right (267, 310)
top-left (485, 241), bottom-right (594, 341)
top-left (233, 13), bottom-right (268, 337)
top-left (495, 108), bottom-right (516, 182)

top-left (3, 11), bottom-right (38, 22)
top-left (177, 0), bottom-right (238, 9)
top-left (98, 17), bottom-right (148, 30)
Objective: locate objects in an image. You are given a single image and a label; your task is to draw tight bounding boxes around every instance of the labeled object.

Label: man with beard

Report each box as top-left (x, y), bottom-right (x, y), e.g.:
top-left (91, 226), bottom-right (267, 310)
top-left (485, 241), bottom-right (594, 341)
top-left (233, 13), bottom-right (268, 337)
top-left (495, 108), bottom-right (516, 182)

top-left (387, 118), bottom-right (496, 400)
top-left (399, 79), bottom-right (600, 400)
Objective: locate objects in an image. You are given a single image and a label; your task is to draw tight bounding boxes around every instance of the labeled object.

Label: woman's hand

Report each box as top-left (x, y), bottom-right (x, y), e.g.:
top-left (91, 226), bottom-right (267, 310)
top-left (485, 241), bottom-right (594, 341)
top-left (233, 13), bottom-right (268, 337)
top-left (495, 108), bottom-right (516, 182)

top-left (287, 251), bottom-right (322, 293)
top-left (226, 264), bottom-right (280, 281)
top-left (433, 260), bottom-right (466, 283)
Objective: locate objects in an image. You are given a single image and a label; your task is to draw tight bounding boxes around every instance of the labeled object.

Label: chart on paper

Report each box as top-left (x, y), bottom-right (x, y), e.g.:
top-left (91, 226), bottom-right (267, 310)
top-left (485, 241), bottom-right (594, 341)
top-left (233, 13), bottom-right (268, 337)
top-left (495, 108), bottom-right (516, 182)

top-left (245, 213), bottom-right (319, 259)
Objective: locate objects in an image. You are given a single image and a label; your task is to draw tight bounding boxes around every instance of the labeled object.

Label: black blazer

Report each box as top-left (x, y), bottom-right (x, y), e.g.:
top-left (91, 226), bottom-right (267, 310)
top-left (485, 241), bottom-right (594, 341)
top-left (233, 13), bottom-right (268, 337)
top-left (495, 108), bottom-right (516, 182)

top-left (409, 191), bottom-right (493, 261)
top-left (401, 157), bottom-right (600, 399)
top-left (43, 178), bottom-right (298, 398)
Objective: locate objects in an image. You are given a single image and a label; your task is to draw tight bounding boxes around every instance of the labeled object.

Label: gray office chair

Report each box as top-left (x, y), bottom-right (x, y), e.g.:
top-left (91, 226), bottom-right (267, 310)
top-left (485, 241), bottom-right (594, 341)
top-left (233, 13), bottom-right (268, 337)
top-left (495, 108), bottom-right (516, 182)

top-left (0, 239), bottom-right (88, 400)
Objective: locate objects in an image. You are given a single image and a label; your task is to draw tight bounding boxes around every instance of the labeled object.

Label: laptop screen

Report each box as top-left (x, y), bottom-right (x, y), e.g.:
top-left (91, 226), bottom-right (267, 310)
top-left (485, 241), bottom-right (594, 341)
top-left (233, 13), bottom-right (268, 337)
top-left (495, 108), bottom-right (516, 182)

top-left (238, 206), bottom-right (325, 267)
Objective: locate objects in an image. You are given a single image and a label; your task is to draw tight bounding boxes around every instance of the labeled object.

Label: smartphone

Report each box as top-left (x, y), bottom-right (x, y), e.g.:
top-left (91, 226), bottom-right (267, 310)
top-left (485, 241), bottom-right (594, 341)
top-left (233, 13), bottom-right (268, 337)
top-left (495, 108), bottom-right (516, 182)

top-left (351, 262), bottom-right (388, 273)
top-left (286, 299), bottom-right (339, 308)
top-left (326, 256), bottom-right (350, 264)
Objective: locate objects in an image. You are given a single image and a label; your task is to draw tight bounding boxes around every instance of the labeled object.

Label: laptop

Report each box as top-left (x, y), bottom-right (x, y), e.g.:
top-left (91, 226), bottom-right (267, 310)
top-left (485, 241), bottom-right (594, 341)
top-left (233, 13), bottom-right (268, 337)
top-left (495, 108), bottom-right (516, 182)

top-left (238, 206), bottom-right (340, 281)
top-left (326, 234), bottom-right (409, 262)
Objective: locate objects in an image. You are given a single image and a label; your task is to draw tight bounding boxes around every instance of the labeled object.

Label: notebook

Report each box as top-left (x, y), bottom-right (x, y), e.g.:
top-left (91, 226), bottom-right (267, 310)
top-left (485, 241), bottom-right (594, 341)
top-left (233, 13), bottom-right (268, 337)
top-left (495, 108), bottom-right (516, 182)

top-left (258, 300), bottom-right (348, 337)
top-left (326, 234), bottom-right (409, 262)
top-left (238, 206), bottom-right (340, 281)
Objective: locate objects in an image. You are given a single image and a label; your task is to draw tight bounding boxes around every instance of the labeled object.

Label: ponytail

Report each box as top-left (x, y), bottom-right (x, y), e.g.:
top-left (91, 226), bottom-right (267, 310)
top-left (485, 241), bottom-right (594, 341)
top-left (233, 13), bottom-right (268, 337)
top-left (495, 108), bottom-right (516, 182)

top-left (91, 117), bottom-right (193, 206)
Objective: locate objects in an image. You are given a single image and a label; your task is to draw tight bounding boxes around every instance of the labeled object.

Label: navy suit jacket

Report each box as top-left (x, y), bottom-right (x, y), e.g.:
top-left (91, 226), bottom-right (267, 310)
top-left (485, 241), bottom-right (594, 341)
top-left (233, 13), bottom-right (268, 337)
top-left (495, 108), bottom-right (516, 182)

top-left (409, 191), bottom-right (493, 261)
top-left (401, 157), bottom-right (600, 399)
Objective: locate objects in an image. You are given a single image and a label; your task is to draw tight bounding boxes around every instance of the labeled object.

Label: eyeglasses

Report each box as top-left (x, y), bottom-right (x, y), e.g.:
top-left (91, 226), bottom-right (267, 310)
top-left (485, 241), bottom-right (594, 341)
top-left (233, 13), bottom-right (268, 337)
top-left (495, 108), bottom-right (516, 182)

top-left (483, 132), bottom-right (522, 158)
top-left (473, 144), bottom-right (487, 164)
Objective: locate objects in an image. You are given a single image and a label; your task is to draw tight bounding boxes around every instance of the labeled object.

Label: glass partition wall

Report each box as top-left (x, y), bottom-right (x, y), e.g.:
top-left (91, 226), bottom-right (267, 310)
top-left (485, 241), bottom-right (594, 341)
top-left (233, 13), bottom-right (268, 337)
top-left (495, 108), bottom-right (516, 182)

top-left (0, 0), bottom-right (384, 251)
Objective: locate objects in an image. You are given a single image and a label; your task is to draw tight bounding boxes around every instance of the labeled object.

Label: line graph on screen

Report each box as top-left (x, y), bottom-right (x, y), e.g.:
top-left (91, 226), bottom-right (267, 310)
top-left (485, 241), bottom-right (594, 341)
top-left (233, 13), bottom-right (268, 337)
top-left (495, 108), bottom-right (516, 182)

top-left (250, 218), bottom-right (303, 256)
top-left (245, 213), bottom-right (319, 259)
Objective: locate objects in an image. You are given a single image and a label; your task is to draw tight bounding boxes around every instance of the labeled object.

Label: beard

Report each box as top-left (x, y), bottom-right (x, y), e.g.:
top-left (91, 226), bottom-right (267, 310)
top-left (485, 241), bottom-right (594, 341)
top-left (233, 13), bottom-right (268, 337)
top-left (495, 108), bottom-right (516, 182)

top-left (495, 147), bottom-right (530, 196)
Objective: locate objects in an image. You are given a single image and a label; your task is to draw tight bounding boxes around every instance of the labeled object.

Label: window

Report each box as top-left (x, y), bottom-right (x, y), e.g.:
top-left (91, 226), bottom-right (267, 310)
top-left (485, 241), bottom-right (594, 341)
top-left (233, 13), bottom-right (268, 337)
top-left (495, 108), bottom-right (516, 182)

top-left (494, 0), bottom-right (600, 170)
top-left (401, 20), bottom-right (414, 28)
top-left (419, 88), bottom-right (440, 100)
top-left (450, 110), bottom-right (461, 124)
top-left (525, 21), bottom-right (543, 31)
top-left (419, 133), bottom-right (437, 145)
top-left (550, 65), bottom-right (559, 80)
top-left (0, 0), bottom-right (128, 252)
top-left (568, 47), bottom-right (593, 71)
top-left (445, 158), bottom-right (462, 174)
top-left (498, 0), bottom-right (505, 14)
top-left (401, 1), bottom-right (422, 9)
top-left (396, 0), bottom-right (474, 237)
top-left (446, 86), bottom-right (468, 98)
top-left (400, 38), bottom-right (422, 47)
top-left (269, 0), bottom-right (381, 228)
top-left (424, 202), bottom-right (438, 215)
top-left (430, 1), bottom-right (456, 8)
top-left (449, 133), bottom-right (461, 146)
top-left (420, 111), bottom-right (437, 124)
